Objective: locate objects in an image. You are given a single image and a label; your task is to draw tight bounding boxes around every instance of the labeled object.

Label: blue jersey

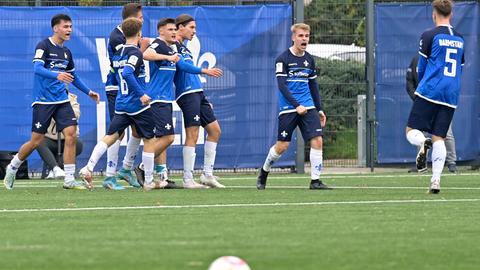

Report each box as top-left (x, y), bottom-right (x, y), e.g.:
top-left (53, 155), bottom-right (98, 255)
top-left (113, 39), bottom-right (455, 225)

top-left (112, 45), bottom-right (148, 115)
top-left (416, 25), bottom-right (465, 108)
top-left (147, 39), bottom-right (177, 103)
top-left (105, 26), bottom-right (126, 91)
top-left (275, 48), bottom-right (317, 114)
top-left (173, 41), bottom-right (203, 99)
top-left (32, 38), bottom-right (75, 106)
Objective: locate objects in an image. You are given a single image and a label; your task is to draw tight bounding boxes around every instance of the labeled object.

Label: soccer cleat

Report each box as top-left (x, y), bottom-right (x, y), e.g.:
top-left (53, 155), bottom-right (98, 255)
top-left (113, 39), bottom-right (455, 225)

top-left (183, 180), bottom-right (209, 189)
top-left (164, 180), bottom-right (178, 189)
top-left (142, 181), bottom-right (156, 191)
top-left (134, 165), bottom-right (145, 187)
top-left (117, 168), bottom-right (140, 188)
top-left (256, 168), bottom-right (269, 190)
top-left (200, 174), bottom-right (226, 188)
top-left (53, 166), bottom-right (65, 179)
top-left (63, 180), bottom-right (87, 190)
top-left (447, 163), bottom-right (457, 173)
top-left (3, 166), bottom-right (16, 190)
top-left (102, 176), bottom-right (125, 190)
top-left (79, 166), bottom-right (94, 190)
top-left (416, 138), bottom-right (432, 172)
top-left (309, 179), bottom-right (332, 190)
top-left (428, 179), bottom-right (441, 194)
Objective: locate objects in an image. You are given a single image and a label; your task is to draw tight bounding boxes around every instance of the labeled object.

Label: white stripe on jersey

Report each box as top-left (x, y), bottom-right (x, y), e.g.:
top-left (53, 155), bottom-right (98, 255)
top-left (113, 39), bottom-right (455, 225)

top-left (115, 105), bottom-right (151, 116)
top-left (278, 106), bottom-right (316, 115)
top-left (414, 92), bottom-right (457, 109)
top-left (31, 99), bottom-right (70, 107)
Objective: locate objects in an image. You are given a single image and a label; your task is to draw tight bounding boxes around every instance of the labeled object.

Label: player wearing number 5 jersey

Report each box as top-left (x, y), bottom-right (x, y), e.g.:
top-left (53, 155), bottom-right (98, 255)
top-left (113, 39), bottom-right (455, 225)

top-left (405, 0), bottom-right (465, 194)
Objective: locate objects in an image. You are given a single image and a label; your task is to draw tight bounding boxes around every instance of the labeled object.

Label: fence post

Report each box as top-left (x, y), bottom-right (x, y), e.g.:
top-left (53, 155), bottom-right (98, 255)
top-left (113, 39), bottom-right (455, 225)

top-left (35, 0), bottom-right (42, 6)
top-left (366, 0), bottom-right (375, 171)
top-left (357, 95), bottom-right (367, 167)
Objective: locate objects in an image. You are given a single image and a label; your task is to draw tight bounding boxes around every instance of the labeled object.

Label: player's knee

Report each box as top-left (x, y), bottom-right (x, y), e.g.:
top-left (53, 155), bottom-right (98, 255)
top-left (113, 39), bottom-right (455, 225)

top-left (275, 142), bottom-right (289, 154)
top-left (310, 136), bottom-right (323, 149)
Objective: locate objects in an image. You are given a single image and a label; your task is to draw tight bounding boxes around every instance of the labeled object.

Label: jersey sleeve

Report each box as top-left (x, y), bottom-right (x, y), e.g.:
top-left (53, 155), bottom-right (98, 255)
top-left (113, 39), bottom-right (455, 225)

top-left (275, 55), bottom-right (287, 78)
top-left (33, 41), bottom-right (48, 64)
top-left (418, 30), bottom-right (433, 58)
top-left (66, 49), bottom-right (75, 72)
top-left (308, 55), bottom-right (317, 80)
top-left (109, 29), bottom-right (125, 55)
top-left (126, 49), bottom-right (143, 72)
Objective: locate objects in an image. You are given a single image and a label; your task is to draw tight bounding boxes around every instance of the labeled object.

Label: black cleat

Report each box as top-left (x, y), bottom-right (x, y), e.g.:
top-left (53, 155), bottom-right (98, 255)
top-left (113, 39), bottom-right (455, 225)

top-left (134, 165), bottom-right (145, 187)
top-left (164, 179), bottom-right (179, 189)
top-left (447, 163), bottom-right (457, 173)
top-left (309, 179), bottom-right (332, 190)
top-left (416, 138), bottom-right (432, 172)
top-left (256, 168), bottom-right (269, 190)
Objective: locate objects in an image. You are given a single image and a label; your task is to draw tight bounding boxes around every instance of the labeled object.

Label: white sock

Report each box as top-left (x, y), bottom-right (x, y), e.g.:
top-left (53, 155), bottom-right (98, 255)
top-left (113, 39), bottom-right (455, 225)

top-left (64, 164), bottom-right (75, 183)
top-left (310, 148), bottom-right (323, 180)
top-left (183, 146), bottom-right (196, 181)
top-left (122, 136), bottom-right (141, 170)
top-left (406, 129), bottom-right (426, 147)
top-left (87, 141), bottom-right (108, 172)
top-left (142, 152), bottom-right (154, 184)
top-left (8, 154), bottom-right (23, 171)
top-left (262, 146), bottom-right (282, 172)
top-left (431, 140), bottom-right (446, 182)
top-left (203, 141), bottom-right (217, 177)
top-left (106, 140), bottom-right (120, 177)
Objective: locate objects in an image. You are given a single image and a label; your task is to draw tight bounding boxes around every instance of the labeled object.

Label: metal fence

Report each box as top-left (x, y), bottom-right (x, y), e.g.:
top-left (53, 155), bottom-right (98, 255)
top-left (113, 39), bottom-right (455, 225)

top-left (0, 0), bottom-right (290, 6)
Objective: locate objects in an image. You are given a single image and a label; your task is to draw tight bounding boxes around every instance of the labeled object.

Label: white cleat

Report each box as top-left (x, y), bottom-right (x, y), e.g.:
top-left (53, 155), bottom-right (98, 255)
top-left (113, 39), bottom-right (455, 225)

top-left (3, 166), bottom-right (16, 190)
top-left (183, 179), bottom-right (210, 189)
top-left (53, 166), bottom-right (65, 179)
top-left (200, 174), bottom-right (225, 188)
top-left (79, 166), bottom-right (94, 190)
top-left (428, 179), bottom-right (441, 194)
top-left (143, 181), bottom-right (156, 191)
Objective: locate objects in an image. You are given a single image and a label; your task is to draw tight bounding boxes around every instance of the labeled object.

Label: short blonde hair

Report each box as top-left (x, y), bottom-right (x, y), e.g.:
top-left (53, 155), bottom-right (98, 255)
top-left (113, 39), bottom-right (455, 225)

top-left (291, 23), bottom-right (310, 34)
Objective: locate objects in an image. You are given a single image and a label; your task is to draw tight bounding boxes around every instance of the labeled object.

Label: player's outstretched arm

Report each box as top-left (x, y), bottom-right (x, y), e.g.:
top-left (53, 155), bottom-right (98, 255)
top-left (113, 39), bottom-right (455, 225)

top-left (69, 72), bottom-right (100, 104)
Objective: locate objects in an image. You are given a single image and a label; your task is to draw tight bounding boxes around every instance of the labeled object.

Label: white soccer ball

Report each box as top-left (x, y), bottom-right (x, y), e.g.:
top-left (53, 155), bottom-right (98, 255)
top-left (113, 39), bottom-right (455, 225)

top-left (208, 256), bottom-right (251, 270)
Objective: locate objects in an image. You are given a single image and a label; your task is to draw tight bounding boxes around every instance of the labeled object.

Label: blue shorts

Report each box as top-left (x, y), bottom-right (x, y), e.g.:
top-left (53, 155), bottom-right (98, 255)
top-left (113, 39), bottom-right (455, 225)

top-left (407, 97), bottom-right (455, 138)
top-left (32, 102), bottom-right (77, 134)
top-left (151, 102), bottom-right (174, 137)
top-left (177, 92), bottom-right (216, 128)
top-left (278, 109), bottom-right (323, 142)
top-left (107, 109), bottom-right (155, 139)
top-left (106, 90), bottom-right (118, 122)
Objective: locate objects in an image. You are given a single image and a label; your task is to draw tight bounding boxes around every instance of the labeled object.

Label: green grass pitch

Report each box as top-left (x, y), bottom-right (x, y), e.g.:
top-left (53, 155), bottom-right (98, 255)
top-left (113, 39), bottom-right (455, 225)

top-left (1, 172), bottom-right (480, 270)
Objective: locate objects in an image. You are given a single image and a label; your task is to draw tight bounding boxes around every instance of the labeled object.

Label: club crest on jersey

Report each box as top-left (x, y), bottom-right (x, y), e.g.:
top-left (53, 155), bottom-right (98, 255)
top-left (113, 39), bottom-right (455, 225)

top-left (303, 60), bottom-right (309, 67)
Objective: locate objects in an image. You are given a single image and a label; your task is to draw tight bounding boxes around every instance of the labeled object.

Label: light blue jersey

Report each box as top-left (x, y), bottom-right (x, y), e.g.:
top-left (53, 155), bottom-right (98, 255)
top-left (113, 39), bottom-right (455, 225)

top-left (416, 25), bottom-right (465, 108)
top-left (173, 41), bottom-right (203, 100)
top-left (147, 39), bottom-right (177, 103)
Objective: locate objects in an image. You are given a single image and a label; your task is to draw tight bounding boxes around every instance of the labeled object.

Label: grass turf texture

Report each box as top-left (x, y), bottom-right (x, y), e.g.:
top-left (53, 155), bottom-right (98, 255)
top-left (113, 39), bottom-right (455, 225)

top-left (1, 172), bottom-right (480, 270)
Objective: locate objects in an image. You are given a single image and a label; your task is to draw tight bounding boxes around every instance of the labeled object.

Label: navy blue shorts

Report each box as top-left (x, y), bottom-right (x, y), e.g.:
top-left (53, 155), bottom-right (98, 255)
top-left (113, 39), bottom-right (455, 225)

top-left (151, 102), bottom-right (174, 137)
top-left (106, 90), bottom-right (118, 122)
top-left (32, 102), bottom-right (77, 134)
top-left (407, 97), bottom-right (455, 138)
top-left (107, 109), bottom-right (155, 139)
top-left (278, 109), bottom-right (323, 142)
top-left (177, 92), bottom-right (216, 128)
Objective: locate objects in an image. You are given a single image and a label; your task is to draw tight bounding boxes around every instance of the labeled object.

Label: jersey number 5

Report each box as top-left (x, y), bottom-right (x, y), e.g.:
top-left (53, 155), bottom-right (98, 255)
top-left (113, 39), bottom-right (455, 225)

top-left (444, 48), bottom-right (457, 77)
top-left (118, 68), bottom-right (129, 95)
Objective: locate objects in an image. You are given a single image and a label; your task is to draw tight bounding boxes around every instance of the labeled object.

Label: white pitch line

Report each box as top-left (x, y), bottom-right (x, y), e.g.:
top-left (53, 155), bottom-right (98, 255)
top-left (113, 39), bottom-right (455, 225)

top-left (1, 198), bottom-right (480, 213)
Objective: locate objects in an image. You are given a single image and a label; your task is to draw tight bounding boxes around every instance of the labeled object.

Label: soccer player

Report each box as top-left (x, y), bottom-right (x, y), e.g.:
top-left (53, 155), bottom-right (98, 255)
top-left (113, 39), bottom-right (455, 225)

top-left (136, 18), bottom-right (223, 189)
top-left (256, 23), bottom-right (329, 190)
top-left (405, 0), bottom-right (464, 194)
top-left (3, 14), bottom-right (100, 190)
top-left (103, 3), bottom-right (150, 189)
top-left (174, 14), bottom-right (225, 188)
top-left (406, 55), bottom-right (457, 173)
top-left (80, 18), bottom-right (157, 190)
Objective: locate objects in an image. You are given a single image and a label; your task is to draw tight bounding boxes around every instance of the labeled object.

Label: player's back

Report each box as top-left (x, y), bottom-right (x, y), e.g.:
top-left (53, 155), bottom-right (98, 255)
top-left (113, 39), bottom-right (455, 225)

top-left (112, 45), bottom-right (147, 114)
top-left (173, 41), bottom-right (203, 99)
top-left (105, 26), bottom-right (126, 91)
top-left (416, 25), bottom-right (465, 107)
top-left (147, 39), bottom-right (177, 103)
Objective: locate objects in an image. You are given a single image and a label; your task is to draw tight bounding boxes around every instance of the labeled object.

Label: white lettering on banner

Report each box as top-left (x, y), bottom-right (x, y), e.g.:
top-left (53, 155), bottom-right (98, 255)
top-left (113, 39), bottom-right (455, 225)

top-left (96, 101), bottom-right (204, 146)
